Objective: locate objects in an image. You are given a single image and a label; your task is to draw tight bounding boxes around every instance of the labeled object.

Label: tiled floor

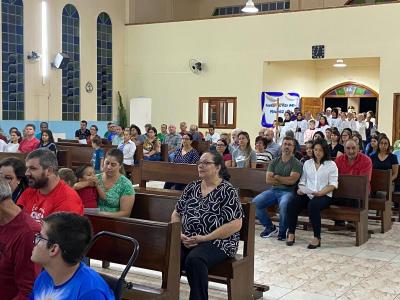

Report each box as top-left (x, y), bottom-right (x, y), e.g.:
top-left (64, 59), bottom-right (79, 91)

top-left (93, 182), bottom-right (400, 299)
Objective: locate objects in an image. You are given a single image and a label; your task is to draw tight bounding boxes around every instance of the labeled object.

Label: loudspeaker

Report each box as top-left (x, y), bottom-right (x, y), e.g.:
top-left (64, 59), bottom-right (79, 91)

top-left (52, 53), bottom-right (70, 69)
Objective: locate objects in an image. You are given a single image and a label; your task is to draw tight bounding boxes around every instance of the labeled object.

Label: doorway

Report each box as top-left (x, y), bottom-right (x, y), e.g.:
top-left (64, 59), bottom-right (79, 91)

top-left (321, 82), bottom-right (378, 115)
top-left (324, 97), bottom-right (348, 112)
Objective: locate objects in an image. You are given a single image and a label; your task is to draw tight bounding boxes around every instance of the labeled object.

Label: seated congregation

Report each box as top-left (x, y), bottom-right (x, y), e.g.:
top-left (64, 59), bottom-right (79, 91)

top-left (0, 106), bottom-right (399, 300)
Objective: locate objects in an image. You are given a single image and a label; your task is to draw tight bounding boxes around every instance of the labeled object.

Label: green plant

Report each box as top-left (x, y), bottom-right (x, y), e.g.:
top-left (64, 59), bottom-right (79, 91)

top-left (117, 91), bottom-right (128, 129)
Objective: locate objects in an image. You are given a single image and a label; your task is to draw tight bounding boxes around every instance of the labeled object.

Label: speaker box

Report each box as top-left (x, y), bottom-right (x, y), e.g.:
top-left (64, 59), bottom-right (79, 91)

top-left (53, 53), bottom-right (70, 69)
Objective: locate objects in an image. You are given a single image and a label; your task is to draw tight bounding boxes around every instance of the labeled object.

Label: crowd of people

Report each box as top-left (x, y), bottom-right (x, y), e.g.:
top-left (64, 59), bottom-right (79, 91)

top-left (1, 107), bottom-right (400, 300)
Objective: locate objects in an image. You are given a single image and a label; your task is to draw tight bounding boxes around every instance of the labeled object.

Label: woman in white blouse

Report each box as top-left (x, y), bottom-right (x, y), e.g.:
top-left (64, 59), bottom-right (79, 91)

top-left (5, 130), bottom-right (21, 152)
top-left (117, 130), bottom-right (136, 166)
top-left (286, 139), bottom-right (338, 249)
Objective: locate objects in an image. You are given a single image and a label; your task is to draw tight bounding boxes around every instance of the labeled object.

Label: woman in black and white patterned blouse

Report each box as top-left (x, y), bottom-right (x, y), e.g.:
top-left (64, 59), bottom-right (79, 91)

top-left (171, 151), bottom-right (243, 300)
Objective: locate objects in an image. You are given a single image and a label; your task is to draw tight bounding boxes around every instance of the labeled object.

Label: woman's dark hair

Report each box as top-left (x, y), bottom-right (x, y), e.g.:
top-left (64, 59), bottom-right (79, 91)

top-left (9, 127), bottom-right (18, 135)
top-left (313, 131), bottom-right (325, 140)
top-left (42, 129), bottom-right (55, 144)
top-left (208, 150), bottom-right (231, 181)
top-left (90, 125), bottom-right (98, 132)
top-left (12, 130), bottom-right (22, 143)
top-left (312, 139), bottom-right (331, 164)
top-left (352, 132), bottom-right (364, 151)
top-left (183, 132), bottom-right (193, 141)
top-left (377, 135), bottom-right (391, 154)
top-left (44, 212), bottom-right (93, 266)
top-left (255, 136), bottom-right (268, 148)
top-left (0, 157), bottom-right (27, 181)
top-left (318, 116), bottom-right (329, 127)
top-left (332, 108), bottom-right (338, 117)
top-left (130, 124), bottom-right (141, 136)
top-left (217, 139), bottom-right (230, 155)
top-left (342, 128), bottom-right (353, 136)
top-left (75, 165), bottom-right (91, 179)
top-left (148, 127), bottom-right (157, 135)
top-left (106, 148), bottom-right (124, 165)
top-left (331, 128), bottom-right (340, 138)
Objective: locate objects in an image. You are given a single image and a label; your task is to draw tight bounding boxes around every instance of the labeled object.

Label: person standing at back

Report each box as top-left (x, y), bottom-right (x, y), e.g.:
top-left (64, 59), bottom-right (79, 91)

top-left (19, 124), bottom-right (40, 153)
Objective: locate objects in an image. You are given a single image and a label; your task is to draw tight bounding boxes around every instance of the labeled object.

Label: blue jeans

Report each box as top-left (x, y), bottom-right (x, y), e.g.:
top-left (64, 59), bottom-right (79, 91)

top-left (143, 153), bottom-right (161, 161)
top-left (252, 188), bottom-right (295, 238)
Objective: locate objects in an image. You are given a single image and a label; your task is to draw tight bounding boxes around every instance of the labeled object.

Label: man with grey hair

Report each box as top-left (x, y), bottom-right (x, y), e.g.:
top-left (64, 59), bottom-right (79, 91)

top-left (229, 128), bottom-right (242, 153)
top-left (165, 124), bottom-right (182, 160)
top-left (189, 124), bottom-right (203, 141)
top-left (0, 178), bottom-right (40, 299)
top-left (264, 128), bottom-right (281, 158)
top-left (17, 149), bottom-right (83, 222)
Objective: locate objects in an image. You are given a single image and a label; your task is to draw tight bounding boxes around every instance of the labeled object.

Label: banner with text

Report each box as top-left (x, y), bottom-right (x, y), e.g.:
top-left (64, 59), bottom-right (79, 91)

top-left (261, 92), bottom-right (300, 127)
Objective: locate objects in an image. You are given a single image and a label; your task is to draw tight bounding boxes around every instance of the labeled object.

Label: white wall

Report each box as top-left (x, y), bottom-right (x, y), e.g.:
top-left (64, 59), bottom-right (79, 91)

top-left (125, 3), bottom-right (400, 139)
top-left (0, 0), bottom-right (125, 121)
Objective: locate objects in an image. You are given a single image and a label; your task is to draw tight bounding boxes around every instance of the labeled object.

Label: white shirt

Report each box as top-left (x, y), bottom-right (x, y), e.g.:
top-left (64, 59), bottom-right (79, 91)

top-left (205, 132), bottom-right (220, 144)
top-left (299, 159), bottom-right (338, 198)
top-left (291, 120), bottom-right (307, 145)
top-left (0, 140), bottom-right (7, 152)
top-left (316, 124), bottom-right (330, 135)
top-left (118, 140), bottom-right (136, 165)
top-left (5, 142), bottom-right (19, 152)
top-left (356, 121), bottom-right (367, 140)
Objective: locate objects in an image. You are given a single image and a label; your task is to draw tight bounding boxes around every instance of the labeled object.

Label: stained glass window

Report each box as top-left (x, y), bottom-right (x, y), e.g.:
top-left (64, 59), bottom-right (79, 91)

top-left (97, 12), bottom-right (112, 121)
top-left (2, 0), bottom-right (24, 120)
top-left (62, 4), bottom-right (80, 121)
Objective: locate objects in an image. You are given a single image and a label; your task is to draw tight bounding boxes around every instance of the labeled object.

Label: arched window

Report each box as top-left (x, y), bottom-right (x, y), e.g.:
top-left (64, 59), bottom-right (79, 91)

top-left (1, 0), bottom-right (24, 120)
top-left (97, 12), bottom-right (112, 121)
top-left (62, 4), bottom-right (80, 121)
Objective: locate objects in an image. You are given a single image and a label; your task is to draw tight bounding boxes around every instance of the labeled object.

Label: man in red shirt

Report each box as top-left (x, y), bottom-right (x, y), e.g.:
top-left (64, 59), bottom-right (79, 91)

top-left (17, 149), bottom-right (83, 222)
top-left (18, 124), bottom-right (40, 153)
top-left (0, 178), bottom-right (40, 299)
top-left (335, 139), bottom-right (372, 186)
top-left (334, 139), bottom-right (372, 226)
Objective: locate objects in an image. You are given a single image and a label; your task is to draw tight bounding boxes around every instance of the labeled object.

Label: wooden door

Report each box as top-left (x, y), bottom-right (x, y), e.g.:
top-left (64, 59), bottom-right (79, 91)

top-left (393, 94), bottom-right (400, 142)
top-left (301, 97), bottom-right (323, 118)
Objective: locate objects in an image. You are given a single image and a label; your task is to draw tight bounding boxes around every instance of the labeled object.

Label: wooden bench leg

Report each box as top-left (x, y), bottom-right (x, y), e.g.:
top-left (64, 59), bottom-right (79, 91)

top-left (381, 201), bottom-right (393, 233)
top-left (355, 211), bottom-right (369, 246)
top-left (227, 264), bottom-right (253, 300)
top-left (102, 260), bottom-right (110, 268)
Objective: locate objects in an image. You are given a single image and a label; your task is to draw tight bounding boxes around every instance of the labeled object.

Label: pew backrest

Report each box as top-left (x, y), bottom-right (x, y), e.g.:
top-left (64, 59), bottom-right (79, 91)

top-left (333, 175), bottom-right (369, 209)
top-left (371, 169), bottom-right (392, 200)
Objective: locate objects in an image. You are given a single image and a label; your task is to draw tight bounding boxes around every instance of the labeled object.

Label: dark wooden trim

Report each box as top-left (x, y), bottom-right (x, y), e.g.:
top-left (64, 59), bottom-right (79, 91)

top-left (198, 97), bottom-right (237, 129)
top-left (393, 93), bottom-right (400, 143)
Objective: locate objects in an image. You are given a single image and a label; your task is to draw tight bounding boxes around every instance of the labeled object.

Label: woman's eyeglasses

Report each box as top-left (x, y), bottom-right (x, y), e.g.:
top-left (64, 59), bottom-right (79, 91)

top-left (216, 143), bottom-right (225, 147)
top-left (197, 161), bottom-right (215, 167)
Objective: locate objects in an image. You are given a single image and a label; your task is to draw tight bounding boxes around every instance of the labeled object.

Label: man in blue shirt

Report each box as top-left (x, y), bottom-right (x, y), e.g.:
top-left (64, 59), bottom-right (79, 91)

top-left (30, 212), bottom-right (115, 300)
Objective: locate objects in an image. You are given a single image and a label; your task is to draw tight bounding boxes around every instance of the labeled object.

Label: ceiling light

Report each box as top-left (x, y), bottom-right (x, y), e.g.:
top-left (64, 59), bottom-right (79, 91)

top-left (241, 0), bottom-right (259, 13)
top-left (333, 59), bottom-right (347, 68)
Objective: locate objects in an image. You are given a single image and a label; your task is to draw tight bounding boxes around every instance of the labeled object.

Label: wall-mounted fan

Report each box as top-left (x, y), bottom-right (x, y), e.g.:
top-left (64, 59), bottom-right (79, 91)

top-left (189, 59), bottom-right (203, 74)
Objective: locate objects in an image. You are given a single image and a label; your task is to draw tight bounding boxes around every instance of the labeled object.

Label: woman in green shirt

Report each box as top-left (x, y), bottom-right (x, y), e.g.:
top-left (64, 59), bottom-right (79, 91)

top-left (94, 148), bottom-right (135, 217)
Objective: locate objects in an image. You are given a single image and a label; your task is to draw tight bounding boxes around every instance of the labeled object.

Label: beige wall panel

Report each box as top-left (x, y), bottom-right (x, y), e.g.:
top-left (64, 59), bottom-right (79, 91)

top-left (126, 3), bottom-right (399, 139)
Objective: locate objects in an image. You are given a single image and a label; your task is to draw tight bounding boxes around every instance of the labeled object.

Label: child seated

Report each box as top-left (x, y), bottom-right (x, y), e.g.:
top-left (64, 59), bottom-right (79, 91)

top-left (58, 168), bottom-right (77, 187)
top-left (73, 165), bottom-right (98, 208)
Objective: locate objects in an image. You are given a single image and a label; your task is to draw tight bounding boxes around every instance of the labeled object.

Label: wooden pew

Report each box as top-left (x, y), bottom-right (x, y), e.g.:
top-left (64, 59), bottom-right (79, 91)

top-left (191, 140), bottom-right (211, 155)
top-left (393, 171), bottom-right (400, 222)
top-left (321, 175), bottom-right (369, 246)
top-left (86, 213), bottom-right (181, 300)
top-left (369, 169), bottom-right (392, 233)
top-left (136, 160), bottom-right (269, 198)
top-left (0, 151), bottom-right (72, 169)
top-left (132, 193), bottom-right (268, 300)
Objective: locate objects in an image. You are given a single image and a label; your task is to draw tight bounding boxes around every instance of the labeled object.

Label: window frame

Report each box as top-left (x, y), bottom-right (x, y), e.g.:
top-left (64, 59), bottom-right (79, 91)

top-left (198, 97), bottom-right (237, 129)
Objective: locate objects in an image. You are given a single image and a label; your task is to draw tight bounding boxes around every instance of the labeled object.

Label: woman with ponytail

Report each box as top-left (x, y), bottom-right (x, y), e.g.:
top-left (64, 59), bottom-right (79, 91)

top-left (171, 151), bottom-right (242, 299)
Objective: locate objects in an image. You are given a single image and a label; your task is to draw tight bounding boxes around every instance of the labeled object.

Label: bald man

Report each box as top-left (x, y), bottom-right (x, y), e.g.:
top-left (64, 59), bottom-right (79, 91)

top-left (264, 128), bottom-right (281, 158)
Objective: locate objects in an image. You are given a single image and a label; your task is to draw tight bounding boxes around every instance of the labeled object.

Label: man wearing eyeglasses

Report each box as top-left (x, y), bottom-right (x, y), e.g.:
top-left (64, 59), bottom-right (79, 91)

top-left (30, 212), bottom-right (115, 299)
top-left (0, 178), bottom-right (40, 299)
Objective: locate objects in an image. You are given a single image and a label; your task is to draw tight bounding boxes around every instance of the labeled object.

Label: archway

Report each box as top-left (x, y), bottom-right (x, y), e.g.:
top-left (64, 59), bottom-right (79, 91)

top-left (320, 81), bottom-right (379, 117)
